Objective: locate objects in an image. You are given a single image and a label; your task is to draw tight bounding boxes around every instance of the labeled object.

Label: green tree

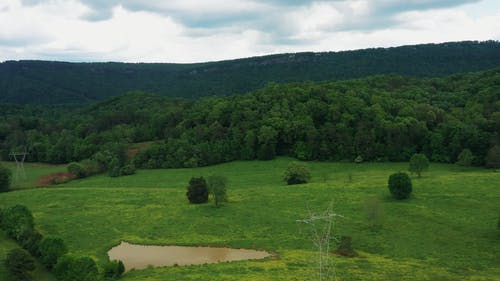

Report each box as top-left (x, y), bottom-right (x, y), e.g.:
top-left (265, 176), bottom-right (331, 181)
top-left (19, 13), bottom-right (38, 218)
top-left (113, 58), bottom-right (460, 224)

top-left (54, 255), bottom-right (99, 281)
top-left (208, 175), bottom-right (228, 207)
top-left (39, 237), bottom-right (68, 269)
top-left (485, 145), bottom-right (500, 169)
top-left (1, 205), bottom-right (34, 241)
top-left (408, 153), bottom-right (429, 177)
top-left (5, 248), bottom-right (35, 281)
top-left (283, 162), bottom-right (311, 185)
top-left (103, 260), bottom-right (125, 279)
top-left (388, 172), bottom-right (412, 199)
top-left (456, 148), bottom-right (473, 167)
top-left (186, 177), bottom-right (208, 204)
top-left (67, 162), bottom-right (85, 178)
top-left (0, 164), bottom-right (12, 192)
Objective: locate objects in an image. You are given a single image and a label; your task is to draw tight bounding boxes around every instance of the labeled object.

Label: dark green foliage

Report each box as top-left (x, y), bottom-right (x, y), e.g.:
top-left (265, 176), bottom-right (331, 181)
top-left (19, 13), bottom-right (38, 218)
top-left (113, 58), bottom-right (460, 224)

top-left (1, 65), bottom-right (499, 169)
top-left (409, 154), bottom-right (429, 177)
top-left (456, 149), bottom-right (474, 167)
top-left (207, 175), bottom-right (228, 207)
top-left (186, 177), bottom-right (209, 204)
top-left (1, 41), bottom-right (500, 104)
top-left (0, 164), bottom-right (12, 192)
top-left (5, 248), bottom-right (35, 281)
top-left (119, 164), bottom-right (136, 176)
top-left (67, 162), bottom-right (85, 178)
top-left (283, 162), bottom-right (311, 185)
top-left (108, 158), bottom-right (121, 177)
top-left (388, 172), bottom-right (413, 199)
top-left (103, 260), bottom-right (125, 279)
top-left (335, 236), bottom-right (357, 257)
top-left (1, 205), bottom-right (34, 241)
top-left (39, 237), bottom-right (68, 269)
top-left (485, 145), bottom-right (500, 169)
top-left (18, 229), bottom-right (43, 257)
top-left (54, 255), bottom-right (99, 281)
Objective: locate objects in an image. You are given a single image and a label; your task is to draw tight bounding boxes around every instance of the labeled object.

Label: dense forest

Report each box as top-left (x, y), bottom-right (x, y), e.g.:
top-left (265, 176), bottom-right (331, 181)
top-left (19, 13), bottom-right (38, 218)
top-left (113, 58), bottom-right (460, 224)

top-left (1, 41), bottom-right (500, 104)
top-left (1, 67), bottom-right (499, 171)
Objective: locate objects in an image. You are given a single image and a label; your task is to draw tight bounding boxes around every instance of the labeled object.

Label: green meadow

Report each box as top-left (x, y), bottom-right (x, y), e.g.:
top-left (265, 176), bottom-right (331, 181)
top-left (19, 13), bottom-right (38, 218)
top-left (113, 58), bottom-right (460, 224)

top-left (0, 158), bottom-right (499, 280)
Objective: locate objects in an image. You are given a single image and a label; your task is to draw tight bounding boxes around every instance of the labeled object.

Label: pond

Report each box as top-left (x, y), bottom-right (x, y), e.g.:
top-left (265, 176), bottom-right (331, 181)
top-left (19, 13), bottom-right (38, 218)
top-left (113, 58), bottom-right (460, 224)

top-left (108, 241), bottom-right (272, 271)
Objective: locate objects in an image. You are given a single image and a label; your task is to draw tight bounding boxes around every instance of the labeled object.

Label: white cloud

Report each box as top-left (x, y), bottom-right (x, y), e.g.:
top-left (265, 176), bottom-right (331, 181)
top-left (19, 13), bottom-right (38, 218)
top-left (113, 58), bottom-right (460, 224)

top-left (0, 0), bottom-right (499, 62)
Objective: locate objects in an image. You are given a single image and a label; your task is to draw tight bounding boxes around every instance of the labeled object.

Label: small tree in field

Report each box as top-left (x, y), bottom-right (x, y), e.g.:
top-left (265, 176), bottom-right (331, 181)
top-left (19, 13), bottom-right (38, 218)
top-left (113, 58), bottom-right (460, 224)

top-left (408, 153), bottom-right (429, 177)
top-left (0, 164), bottom-right (12, 192)
top-left (456, 149), bottom-right (473, 167)
top-left (388, 172), bottom-right (412, 199)
top-left (208, 175), bottom-right (228, 207)
top-left (186, 177), bottom-right (208, 204)
top-left (5, 248), bottom-right (35, 281)
top-left (39, 237), bottom-right (68, 269)
top-left (283, 162), bottom-right (311, 185)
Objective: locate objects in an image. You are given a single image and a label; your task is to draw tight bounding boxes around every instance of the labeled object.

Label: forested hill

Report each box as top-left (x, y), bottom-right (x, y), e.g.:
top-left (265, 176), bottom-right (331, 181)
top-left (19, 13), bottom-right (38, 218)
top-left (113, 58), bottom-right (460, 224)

top-left (1, 40), bottom-right (500, 104)
top-left (1, 67), bottom-right (499, 168)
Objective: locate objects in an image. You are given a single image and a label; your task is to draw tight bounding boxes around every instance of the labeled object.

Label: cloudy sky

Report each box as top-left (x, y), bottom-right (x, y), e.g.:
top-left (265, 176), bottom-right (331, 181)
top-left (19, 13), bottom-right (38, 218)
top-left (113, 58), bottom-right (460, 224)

top-left (1, 0), bottom-right (499, 63)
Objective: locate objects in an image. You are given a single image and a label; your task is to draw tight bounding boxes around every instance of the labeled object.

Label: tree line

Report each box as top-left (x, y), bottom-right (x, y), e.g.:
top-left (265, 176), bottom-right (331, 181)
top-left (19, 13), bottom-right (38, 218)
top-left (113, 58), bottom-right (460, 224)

top-left (0, 67), bottom-right (499, 170)
top-left (1, 41), bottom-right (500, 104)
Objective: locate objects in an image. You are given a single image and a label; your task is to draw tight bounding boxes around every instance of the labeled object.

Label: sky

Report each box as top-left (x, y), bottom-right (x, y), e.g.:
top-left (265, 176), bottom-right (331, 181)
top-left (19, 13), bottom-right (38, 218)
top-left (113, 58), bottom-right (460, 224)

top-left (0, 0), bottom-right (499, 63)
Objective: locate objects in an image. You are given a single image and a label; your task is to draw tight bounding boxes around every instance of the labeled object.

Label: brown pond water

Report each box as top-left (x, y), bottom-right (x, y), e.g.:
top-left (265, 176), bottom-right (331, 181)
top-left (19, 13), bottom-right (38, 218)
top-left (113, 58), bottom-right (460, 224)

top-left (108, 242), bottom-right (272, 271)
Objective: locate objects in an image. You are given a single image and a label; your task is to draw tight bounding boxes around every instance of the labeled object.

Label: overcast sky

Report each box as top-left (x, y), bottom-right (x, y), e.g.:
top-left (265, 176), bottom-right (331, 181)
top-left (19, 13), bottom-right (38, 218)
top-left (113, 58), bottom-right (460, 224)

top-left (1, 0), bottom-right (499, 63)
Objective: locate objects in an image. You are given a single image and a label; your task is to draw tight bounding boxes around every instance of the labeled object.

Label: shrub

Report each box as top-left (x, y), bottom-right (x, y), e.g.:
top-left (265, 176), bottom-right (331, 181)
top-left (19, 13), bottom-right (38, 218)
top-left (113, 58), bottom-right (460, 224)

top-left (67, 162), bottom-right (85, 178)
top-left (485, 145), bottom-right (500, 169)
top-left (388, 172), bottom-right (413, 199)
top-left (108, 158), bottom-right (121, 177)
top-left (0, 164), bottom-right (12, 192)
top-left (408, 153), bottom-right (429, 177)
top-left (208, 175), bottom-right (228, 207)
top-left (55, 255), bottom-right (99, 281)
top-left (186, 177), bottom-right (208, 204)
top-left (335, 236), bottom-right (357, 257)
top-left (103, 260), bottom-right (125, 279)
top-left (39, 237), bottom-right (68, 269)
top-left (18, 229), bottom-right (43, 256)
top-left (119, 164), bottom-right (136, 176)
top-left (456, 149), bottom-right (473, 167)
top-left (80, 159), bottom-right (101, 176)
top-left (5, 248), bottom-right (35, 281)
top-left (283, 162), bottom-right (311, 185)
top-left (1, 205), bottom-right (34, 241)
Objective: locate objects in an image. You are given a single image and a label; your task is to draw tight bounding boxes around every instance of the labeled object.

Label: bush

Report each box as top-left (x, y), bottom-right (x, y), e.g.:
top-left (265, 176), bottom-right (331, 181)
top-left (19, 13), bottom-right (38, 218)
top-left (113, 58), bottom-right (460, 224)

top-left (119, 164), bottom-right (136, 176)
top-left (108, 158), bottom-right (121, 177)
top-left (408, 153), bottom-right (429, 177)
top-left (18, 229), bottom-right (43, 256)
top-left (388, 172), bottom-right (413, 199)
top-left (1, 205), bottom-right (34, 241)
top-left (55, 255), bottom-right (99, 281)
top-left (0, 164), bottom-right (12, 192)
top-left (103, 260), bottom-right (125, 279)
top-left (335, 236), bottom-right (357, 257)
top-left (485, 145), bottom-right (500, 169)
top-left (39, 237), bottom-right (68, 269)
top-left (5, 248), bottom-right (35, 281)
top-left (80, 159), bottom-right (101, 176)
top-left (208, 175), bottom-right (228, 207)
top-left (67, 162), bottom-right (85, 178)
top-left (283, 162), bottom-right (311, 185)
top-left (456, 149), bottom-right (473, 167)
top-left (186, 177), bottom-right (208, 204)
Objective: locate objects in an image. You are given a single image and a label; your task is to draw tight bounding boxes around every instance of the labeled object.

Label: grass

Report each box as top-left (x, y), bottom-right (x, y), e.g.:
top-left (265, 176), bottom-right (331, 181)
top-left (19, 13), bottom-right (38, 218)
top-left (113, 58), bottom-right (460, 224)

top-left (0, 161), bottom-right (66, 190)
top-left (0, 158), bottom-right (499, 280)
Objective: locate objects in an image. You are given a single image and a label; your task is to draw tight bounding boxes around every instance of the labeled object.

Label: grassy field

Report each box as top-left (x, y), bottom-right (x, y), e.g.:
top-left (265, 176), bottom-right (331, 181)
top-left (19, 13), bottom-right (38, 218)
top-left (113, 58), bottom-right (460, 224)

top-left (0, 158), bottom-right (499, 280)
top-left (0, 161), bottom-right (66, 190)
